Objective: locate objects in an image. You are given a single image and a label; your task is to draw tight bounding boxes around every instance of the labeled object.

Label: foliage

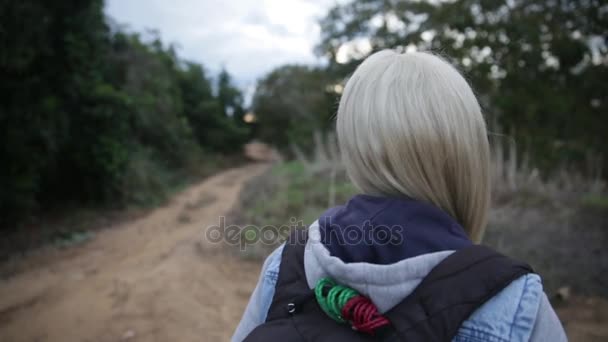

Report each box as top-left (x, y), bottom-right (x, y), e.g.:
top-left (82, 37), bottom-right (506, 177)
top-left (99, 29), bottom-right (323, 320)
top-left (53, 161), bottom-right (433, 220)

top-left (251, 65), bottom-right (340, 152)
top-left (249, 0), bottom-right (606, 174)
top-left (581, 194), bottom-right (608, 211)
top-left (0, 1), bottom-right (250, 227)
top-left (315, 0), bottom-right (607, 172)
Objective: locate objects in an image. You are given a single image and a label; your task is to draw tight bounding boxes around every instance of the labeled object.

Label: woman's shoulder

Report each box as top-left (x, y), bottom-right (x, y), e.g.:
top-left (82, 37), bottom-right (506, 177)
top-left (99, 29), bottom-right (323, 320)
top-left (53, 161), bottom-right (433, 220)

top-left (261, 244), bottom-right (285, 286)
top-left (456, 274), bottom-right (566, 342)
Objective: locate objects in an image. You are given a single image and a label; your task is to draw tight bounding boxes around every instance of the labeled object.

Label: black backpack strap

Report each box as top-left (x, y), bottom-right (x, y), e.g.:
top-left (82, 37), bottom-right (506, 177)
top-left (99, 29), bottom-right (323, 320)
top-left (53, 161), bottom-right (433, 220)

top-left (265, 228), bottom-right (313, 321)
top-left (384, 245), bottom-right (534, 341)
top-left (246, 228), bottom-right (375, 342)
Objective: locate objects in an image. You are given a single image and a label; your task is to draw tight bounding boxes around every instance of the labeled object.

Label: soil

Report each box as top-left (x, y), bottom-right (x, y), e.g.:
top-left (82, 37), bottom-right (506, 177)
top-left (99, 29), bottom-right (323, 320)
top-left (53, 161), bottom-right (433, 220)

top-left (0, 163), bottom-right (269, 341)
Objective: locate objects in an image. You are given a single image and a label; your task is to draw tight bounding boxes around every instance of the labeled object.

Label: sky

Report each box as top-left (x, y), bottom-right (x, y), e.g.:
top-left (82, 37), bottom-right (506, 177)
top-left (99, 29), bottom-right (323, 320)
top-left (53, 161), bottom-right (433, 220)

top-left (104, 0), bottom-right (339, 99)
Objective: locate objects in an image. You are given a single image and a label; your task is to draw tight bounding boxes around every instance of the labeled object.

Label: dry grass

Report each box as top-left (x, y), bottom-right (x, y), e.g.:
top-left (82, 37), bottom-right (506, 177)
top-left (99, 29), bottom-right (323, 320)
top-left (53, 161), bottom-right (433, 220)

top-left (229, 133), bottom-right (608, 296)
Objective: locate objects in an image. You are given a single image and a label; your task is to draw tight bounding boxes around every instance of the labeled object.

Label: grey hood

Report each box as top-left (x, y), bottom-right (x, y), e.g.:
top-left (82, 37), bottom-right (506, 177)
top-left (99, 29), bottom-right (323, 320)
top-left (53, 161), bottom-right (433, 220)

top-left (304, 221), bottom-right (454, 313)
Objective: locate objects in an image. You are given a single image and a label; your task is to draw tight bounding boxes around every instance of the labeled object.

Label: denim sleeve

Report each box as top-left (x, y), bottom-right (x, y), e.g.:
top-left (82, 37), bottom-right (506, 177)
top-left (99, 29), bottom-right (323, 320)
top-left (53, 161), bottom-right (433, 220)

top-left (231, 244), bottom-right (284, 342)
top-left (528, 292), bottom-right (567, 342)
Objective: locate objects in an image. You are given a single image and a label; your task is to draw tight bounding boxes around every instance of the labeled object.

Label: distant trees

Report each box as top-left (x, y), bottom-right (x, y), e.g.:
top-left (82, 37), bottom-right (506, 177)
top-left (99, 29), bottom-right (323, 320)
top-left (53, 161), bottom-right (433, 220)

top-left (0, 1), bottom-right (249, 226)
top-left (253, 0), bottom-right (607, 173)
top-left (251, 65), bottom-right (339, 151)
top-left (317, 0), bottom-right (608, 170)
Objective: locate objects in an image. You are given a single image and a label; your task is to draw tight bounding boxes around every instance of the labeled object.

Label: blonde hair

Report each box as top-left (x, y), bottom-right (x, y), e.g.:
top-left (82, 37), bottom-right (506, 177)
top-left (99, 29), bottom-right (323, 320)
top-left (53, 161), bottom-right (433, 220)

top-left (337, 50), bottom-right (490, 242)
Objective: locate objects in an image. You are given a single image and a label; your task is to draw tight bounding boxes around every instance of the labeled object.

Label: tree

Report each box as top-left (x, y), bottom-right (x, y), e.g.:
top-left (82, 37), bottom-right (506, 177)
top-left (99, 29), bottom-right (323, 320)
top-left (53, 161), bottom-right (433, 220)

top-left (217, 68), bottom-right (245, 119)
top-left (178, 64), bottom-right (249, 152)
top-left (0, 0), bottom-right (251, 226)
top-left (317, 0), bottom-right (607, 171)
top-left (252, 65), bottom-right (340, 150)
top-left (0, 0), bottom-right (130, 218)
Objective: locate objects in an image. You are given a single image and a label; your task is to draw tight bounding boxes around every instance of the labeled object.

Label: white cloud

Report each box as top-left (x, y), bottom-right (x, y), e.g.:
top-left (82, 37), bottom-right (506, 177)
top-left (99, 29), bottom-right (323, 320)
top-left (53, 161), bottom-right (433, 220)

top-left (105, 0), bottom-right (337, 92)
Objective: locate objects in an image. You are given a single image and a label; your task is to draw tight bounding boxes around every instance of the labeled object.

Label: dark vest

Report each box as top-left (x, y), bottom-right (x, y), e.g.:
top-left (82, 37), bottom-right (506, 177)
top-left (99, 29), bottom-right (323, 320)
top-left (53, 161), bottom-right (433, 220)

top-left (244, 229), bottom-right (533, 342)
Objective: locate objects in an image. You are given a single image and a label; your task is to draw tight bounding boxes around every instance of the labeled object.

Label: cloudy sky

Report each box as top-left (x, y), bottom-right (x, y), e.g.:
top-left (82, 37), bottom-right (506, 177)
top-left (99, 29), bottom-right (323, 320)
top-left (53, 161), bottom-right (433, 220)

top-left (105, 0), bottom-right (339, 96)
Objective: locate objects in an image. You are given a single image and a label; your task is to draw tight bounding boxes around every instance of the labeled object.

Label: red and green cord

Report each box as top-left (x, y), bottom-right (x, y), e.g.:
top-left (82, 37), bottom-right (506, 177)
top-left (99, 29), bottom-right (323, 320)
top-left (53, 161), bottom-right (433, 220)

top-left (314, 277), bottom-right (391, 334)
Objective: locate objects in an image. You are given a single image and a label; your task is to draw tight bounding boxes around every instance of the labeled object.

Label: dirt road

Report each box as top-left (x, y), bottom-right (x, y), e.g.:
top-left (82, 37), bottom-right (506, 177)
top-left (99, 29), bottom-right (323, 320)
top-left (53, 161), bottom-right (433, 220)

top-left (0, 163), bottom-right (269, 342)
top-left (1, 161), bottom-right (606, 342)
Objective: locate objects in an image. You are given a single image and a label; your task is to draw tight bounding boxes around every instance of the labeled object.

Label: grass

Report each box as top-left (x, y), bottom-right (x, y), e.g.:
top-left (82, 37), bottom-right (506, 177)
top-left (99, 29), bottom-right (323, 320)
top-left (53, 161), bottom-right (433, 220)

top-left (53, 230), bottom-right (95, 248)
top-left (581, 194), bottom-right (608, 210)
top-left (228, 133), bottom-right (608, 297)
top-left (225, 159), bottom-right (357, 256)
top-left (242, 160), bottom-right (356, 225)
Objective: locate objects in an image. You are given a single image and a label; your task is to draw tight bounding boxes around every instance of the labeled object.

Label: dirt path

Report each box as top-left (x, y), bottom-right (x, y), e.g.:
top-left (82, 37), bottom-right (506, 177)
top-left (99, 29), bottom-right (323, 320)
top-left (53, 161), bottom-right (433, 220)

top-left (1, 161), bottom-right (606, 342)
top-left (0, 163), bottom-right (269, 342)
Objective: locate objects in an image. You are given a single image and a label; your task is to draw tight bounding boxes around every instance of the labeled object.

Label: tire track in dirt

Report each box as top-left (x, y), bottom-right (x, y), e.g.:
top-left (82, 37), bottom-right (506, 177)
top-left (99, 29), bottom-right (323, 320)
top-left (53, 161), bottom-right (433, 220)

top-left (0, 163), bottom-right (269, 342)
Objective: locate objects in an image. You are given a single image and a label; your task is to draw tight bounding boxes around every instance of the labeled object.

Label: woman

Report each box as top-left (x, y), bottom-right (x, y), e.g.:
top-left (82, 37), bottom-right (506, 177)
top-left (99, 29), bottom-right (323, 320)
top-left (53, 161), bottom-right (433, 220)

top-left (232, 50), bottom-right (567, 341)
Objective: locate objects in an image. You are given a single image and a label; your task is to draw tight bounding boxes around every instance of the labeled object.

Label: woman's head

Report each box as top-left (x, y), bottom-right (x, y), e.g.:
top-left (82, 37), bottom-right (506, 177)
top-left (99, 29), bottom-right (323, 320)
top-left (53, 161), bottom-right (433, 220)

top-left (337, 49), bottom-right (490, 242)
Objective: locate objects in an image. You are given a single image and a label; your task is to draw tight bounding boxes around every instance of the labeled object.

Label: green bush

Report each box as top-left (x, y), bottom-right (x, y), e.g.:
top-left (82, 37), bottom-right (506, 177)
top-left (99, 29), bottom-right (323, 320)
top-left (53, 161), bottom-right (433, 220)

top-left (251, 65), bottom-right (339, 153)
top-left (0, 0), bottom-right (250, 228)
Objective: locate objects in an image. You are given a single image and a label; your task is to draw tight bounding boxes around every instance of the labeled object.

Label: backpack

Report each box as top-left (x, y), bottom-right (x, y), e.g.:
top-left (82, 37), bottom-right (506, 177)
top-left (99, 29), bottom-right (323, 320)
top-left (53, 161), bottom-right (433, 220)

top-left (244, 229), bottom-right (533, 342)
